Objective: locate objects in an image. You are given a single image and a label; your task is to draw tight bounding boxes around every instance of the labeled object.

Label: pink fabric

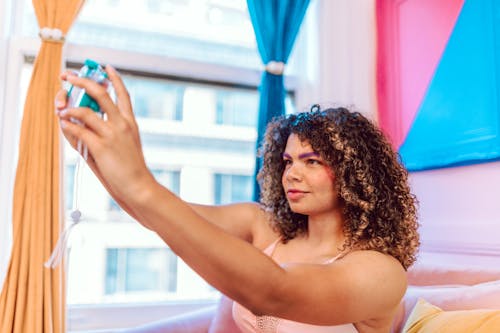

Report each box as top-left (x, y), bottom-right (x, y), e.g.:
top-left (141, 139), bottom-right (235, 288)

top-left (407, 262), bottom-right (500, 286)
top-left (127, 306), bottom-right (216, 333)
top-left (231, 240), bottom-right (358, 333)
top-left (376, 0), bottom-right (464, 148)
top-left (233, 302), bottom-right (357, 333)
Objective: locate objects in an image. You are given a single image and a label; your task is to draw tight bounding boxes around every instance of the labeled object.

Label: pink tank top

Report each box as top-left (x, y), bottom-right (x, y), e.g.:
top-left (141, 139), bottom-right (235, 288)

top-left (232, 239), bottom-right (358, 333)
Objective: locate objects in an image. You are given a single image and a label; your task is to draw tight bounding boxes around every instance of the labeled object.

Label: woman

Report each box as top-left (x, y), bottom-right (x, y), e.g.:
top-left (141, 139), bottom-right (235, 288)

top-left (55, 65), bottom-right (419, 333)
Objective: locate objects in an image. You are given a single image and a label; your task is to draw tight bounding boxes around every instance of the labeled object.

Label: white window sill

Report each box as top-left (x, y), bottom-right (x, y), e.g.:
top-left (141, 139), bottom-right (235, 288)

top-left (68, 299), bottom-right (218, 332)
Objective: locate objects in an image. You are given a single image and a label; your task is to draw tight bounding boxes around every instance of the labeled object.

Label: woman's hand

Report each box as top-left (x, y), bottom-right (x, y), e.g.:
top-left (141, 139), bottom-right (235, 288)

top-left (55, 65), bottom-right (156, 210)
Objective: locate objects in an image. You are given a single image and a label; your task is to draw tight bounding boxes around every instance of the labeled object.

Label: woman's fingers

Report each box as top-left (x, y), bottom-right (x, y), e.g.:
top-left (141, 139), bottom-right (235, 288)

top-left (60, 125), bottom-right (79, 151)
top-left (65, 74), bottom-right (119, 121)
top-left (60, 66), bottom-right (139, 136)
top-left (104, 65), bottom-right (143, 147)
top-left (105, 65), bottom-right (135, 122)
top-left (54, 89), bottom-right (68, 111)
top-left (59, 118), bottom-right (100, 154)
top-left (55, 70), bottom-right (75, 110)
top-left (59, 69), bottom-right (78, 83)
top-left (59, 107), bottom-right (109, 138)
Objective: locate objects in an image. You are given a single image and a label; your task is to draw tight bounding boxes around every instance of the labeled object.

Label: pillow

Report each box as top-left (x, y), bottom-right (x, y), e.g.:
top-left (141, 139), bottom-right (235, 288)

top-left (402, 298), bottom-right (500, 333)
top-left (404, 280), bottom-right (500, 311)
top-left (392, 279), bottom-right (500, 333)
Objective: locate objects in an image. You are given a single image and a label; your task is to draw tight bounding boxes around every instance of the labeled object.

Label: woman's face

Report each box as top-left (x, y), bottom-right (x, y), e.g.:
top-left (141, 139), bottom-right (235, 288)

top-left (281, 134), bottom-right (339, 216)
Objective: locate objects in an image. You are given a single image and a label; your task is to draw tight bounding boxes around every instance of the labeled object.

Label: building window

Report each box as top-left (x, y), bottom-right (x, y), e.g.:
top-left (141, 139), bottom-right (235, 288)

top-left (151, 169), bottom-right (181, 194)
top-left (125, 77), bottom-right (184, 121)
top-left (214, 174), bottom-right (253, 205)
top-left (105, 248), bottom-right (177, 295)
top-left (215, 90), bottom-right (258, 127)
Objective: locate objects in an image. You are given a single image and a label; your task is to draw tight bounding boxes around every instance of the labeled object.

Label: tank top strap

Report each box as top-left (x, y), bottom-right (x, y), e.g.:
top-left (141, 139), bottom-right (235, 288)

top-left (262, 238), bottom-right (281, 257)
top-left (264, 239), bottom-right (349, 264)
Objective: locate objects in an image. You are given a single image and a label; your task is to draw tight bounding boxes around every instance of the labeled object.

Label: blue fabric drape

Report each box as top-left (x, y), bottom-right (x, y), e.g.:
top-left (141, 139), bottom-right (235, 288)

top-left (247, 0), bottom-right (310, 200)
top-left (399, 0), bottom-right (500, 170)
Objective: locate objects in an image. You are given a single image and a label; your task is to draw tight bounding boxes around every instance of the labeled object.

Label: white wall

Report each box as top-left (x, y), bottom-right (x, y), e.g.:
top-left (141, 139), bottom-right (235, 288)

top-left (296, 0), bottom-right (377, 120)
top-left (410, 161), bottom-right (500, 267)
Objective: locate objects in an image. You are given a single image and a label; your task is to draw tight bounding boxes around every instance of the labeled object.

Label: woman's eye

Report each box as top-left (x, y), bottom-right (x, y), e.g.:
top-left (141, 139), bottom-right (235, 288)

top-left (307, 159), bottom-right (321, 165)
top-left (283, 159), bottom-right (292, 165)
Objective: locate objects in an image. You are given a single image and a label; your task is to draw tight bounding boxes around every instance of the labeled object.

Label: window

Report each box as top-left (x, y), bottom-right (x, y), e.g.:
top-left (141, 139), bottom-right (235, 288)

top-left (125, 77), bottom-right (184, 121)
top-left (214, 88), bottom-right (296, 127)
top-left (152, 169), bottom-right (181, 194)
top-left (216, 90), bottom-right (258, 127)
top-left (105, 248), bottom-right (178, 295)
top-left (3, 0), bottom-right (305, 330)
top-left (214, 174), bottom-right (253, 205)
top-left (64, 70), bottom-right (262, 308)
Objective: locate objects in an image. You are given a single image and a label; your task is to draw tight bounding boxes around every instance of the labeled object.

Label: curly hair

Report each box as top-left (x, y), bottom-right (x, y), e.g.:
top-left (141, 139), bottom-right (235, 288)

top-left (257, 106), bottom-right (419, 270)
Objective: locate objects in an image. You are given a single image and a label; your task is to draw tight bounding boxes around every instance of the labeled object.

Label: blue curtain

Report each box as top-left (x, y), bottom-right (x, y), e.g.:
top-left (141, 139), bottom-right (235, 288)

top-left (247, 0), bottom-right (310, 200)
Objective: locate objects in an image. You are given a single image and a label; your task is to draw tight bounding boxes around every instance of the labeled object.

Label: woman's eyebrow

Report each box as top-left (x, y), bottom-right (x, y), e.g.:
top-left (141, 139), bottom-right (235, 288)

top-left (299, 152), bottom-right (319, 159)
top-left (282, 152), bottom-right (319, 159)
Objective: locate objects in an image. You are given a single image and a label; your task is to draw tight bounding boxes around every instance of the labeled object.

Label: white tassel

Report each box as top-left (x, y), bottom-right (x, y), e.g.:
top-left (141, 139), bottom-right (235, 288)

top-left (44, 218), bottom-right (79, 268)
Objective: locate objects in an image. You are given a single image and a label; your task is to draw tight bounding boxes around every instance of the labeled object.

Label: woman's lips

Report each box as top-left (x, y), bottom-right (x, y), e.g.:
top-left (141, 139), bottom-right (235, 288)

top-left (287, 189), bottom-right (307, 200)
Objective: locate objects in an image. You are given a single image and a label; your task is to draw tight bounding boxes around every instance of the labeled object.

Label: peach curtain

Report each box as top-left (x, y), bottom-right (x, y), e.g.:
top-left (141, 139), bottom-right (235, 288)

top-left (0, 0), bottom-right (84, 332)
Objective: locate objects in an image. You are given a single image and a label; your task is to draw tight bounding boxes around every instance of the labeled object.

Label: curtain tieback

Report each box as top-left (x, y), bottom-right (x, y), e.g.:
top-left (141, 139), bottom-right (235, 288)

top-left (265, 61), bottom-right (285, 75)
top-left (38, 27), bottom-right (65, 44)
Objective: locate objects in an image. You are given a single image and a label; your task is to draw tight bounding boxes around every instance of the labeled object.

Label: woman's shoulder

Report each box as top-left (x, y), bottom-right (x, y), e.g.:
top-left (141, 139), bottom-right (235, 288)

top-left (340, 249), bottom-right (406, 276)
top-left (337, 249), bottom-right (407, 296)
top-left (320, 250), bottom-right (407, 327)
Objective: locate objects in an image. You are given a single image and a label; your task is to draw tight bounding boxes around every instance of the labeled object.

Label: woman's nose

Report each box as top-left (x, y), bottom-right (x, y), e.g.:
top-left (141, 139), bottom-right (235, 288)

top-left (285, 163), bottom-right (302, 181)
